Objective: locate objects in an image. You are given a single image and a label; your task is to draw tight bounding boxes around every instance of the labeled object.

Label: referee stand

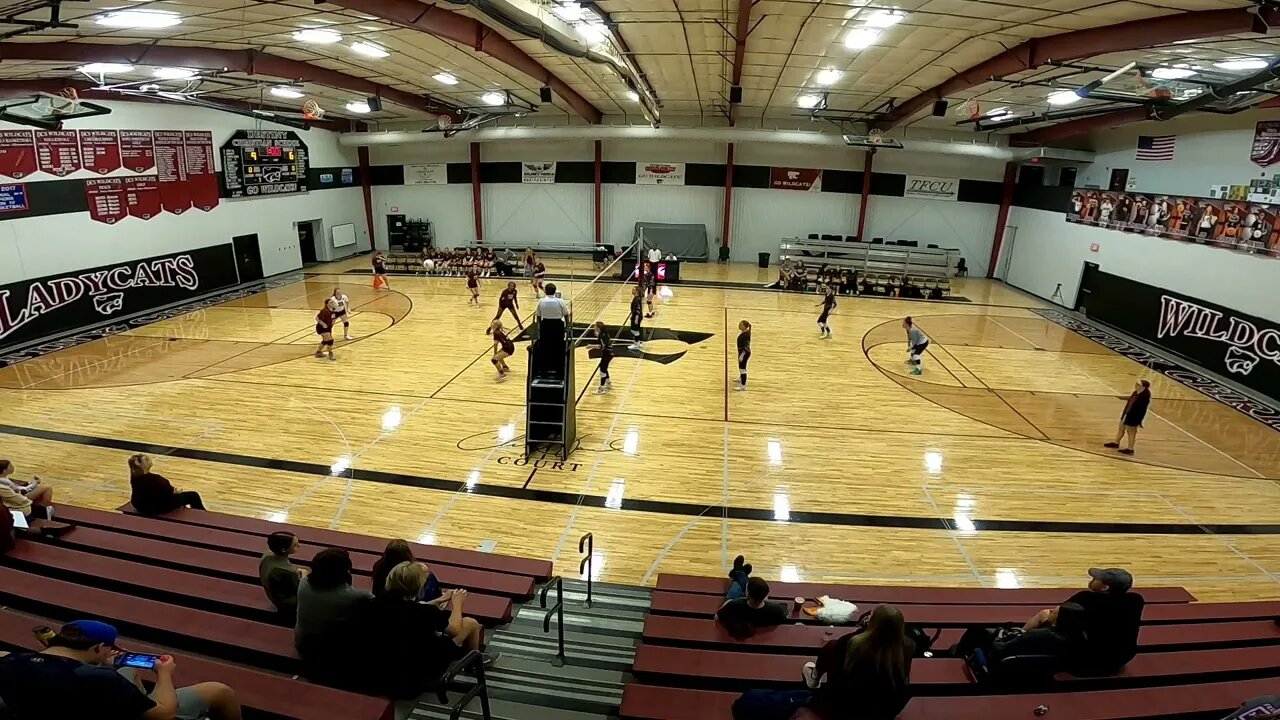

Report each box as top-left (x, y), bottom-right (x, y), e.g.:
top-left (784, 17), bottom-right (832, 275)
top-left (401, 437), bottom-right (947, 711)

top-left (524, 301), bottom-right (576, 461)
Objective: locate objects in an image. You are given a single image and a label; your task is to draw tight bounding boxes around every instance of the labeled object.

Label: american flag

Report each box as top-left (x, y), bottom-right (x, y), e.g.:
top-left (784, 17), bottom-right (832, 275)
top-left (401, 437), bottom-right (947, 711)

top-left (1136, 135), bottom-right (1176, 161)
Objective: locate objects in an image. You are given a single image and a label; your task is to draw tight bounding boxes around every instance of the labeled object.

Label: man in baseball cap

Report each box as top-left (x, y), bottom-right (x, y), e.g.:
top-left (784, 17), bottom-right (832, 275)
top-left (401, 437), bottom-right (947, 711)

top-left (1026, 567), bottom-right (1144, 676)
top-left (0, 619), bottom-right (241, 719)
top-left (1088, 567), bottom-right (1134, 594)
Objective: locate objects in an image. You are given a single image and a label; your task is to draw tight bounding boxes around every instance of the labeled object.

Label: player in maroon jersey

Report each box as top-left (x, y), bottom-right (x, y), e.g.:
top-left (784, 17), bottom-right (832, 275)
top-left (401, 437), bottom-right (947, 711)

top-left (494, 281), bottom-right (523, 330)
top-left (531, 259), bottom-right (547, 298)
top-left (314, 301), bottom-right (337, 361)
top-left (488, 320), bottom-right (514, 380)
top-left (466, 269), bottom-right (480, 306)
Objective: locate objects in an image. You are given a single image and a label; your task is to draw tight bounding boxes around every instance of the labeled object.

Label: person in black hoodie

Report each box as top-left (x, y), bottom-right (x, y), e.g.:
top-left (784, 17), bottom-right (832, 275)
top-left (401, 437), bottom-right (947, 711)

top-left (1104, 379), bottom-right (1152, 455)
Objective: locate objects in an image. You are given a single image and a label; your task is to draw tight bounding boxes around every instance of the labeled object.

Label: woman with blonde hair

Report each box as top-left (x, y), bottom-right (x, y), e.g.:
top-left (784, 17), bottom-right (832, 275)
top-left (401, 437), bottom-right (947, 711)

top-left (128, 454), bottom-right (205, 516)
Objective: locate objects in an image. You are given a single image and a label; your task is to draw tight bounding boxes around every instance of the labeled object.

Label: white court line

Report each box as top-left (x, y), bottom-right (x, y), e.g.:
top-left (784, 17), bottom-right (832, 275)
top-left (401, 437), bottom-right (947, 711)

top-left (920, 483), bottom-right (986, 586)
top-left (988, 317), bottom-right (1041, 350)
top-left (1154, 493), bottom-right (1280, 587)
top-left (720, 422), bottom-right (730, 572)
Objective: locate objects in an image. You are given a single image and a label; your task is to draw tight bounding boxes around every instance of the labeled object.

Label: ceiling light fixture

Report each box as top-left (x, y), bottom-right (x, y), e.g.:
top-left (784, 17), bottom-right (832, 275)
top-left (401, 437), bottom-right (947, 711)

top-left (576, 22), bottom-right (607, 44)
top-left (270, 86), bottom-right (304, 99)
top-left (1215, 58), bottom-right (1270, 71)
top-left (345, 100), bottom-right (371, 113)
top-left (1047, 89), bottom-right (1082, 106)
top-left (864, 9), bottom-right (906, 28)
top-left (350, 41), bottom-right (389, 58)
top-left (844, 27), bottom-right (880, 50)
top-left (815, 68), bottom-right (841, 85)
top-left (481, 91), bottom-right (506, 106)
top-left (293, 28), bottom-right (342, 44)
top-left (78, 63), bottom-right (134, 74)
top-left (96, 9), bottom-right (182, 28)
top-left (1150, 66), bottom-right (1196, 80)
top-left (797, 93), bottom-right (822, 109)
top-left (626, 90), bottom-right (640, 102)
top-left (432, 72), bottom-right (459, 85)
top-left (551, 1), bottom-right (583, 22)
top-left (984, 106), bottom-right (1009, 117)
top-left (151, 67), bottom-right (197, 80)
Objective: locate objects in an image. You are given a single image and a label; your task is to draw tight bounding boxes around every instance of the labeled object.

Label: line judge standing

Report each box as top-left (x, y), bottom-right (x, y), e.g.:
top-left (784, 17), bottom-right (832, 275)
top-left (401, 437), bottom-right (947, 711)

top-left (647, 244), bottom-right (662, 265)
top-left (535, 283), bottom-right (570, 377)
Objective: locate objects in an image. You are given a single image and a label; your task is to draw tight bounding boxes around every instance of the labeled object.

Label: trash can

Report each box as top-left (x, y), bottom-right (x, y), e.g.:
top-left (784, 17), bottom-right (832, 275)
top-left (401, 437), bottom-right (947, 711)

top-left (757, 252), bottom-right (770, 268)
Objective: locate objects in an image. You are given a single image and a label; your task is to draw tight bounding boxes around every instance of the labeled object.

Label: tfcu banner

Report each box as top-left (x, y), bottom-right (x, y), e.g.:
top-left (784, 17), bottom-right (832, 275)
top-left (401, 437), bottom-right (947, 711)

top-left (0, 244), bottom-right (239, 352)
top-left (770, 167), bottom-right (822, 191)
top-left (1066, 189), bottom-right (1280, 258)
top-left (1081, 269), bottom-right (1280, 401)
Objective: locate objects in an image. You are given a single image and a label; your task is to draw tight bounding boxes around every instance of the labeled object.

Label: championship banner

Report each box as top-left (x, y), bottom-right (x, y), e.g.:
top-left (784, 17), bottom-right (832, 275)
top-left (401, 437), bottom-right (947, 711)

top-left (84, 175), bottom-right (162, 224)
top-left (405, 163), bottom-right (447, 185)
top-left (1252, 120), bottom-right (1280, 168)
top-left (904, 175), bottom-right (959, 201)
top-left (521, 162), bottom-right (556, 184)
top-left (153, 130), bottom-right (191, 215)
top-left (636, 162), bottom-right (685, 185)
top-left (79, 130), bottom-right (122, 175)
top-left (0, 130), bottom-right (36, 179)
top-left (34, 130), bottom-right (81, 177)
top-left (0, 244), bottom-right (239, 352)
top-left (120, 130), bottom-right (156, 173)
top-left (183, 131), bottom-right (219, 212)
top-left (1081, 269), bottom-right (1280, 401)
top-left (770, 167), bottom-right (822, 191)
top-left (1065, 189), bottom-right (1280, 257)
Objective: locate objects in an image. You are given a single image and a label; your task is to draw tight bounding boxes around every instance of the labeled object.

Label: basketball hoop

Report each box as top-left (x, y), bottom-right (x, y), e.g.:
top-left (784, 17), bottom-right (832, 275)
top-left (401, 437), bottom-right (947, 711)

top-left (867, 129), bottom-right (887, 146)
top-left (302, 99), bottom-right (325, 120)
top-left (437, 114), bottom-right (452, 131)
top-left (36, 88), bottom-right (82, 117)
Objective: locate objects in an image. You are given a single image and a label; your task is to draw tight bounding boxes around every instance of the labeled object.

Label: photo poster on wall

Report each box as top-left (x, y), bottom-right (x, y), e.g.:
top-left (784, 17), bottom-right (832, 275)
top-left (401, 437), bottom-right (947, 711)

top-left (1066, 188), bottom-right (1280, 257)
top-left (521, 162), bottom-right (556, 184)
top-left (405, 163), bottom-right (447, 185)
top-left (1251, 120), bottom-right (1280, 168)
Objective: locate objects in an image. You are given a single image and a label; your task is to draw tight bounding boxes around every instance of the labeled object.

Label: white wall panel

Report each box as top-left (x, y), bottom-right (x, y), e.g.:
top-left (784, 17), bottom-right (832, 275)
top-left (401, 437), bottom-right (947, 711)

top-left (865, 197), bottom-right (997, 276)
top-left (604, 184), bottom-right (722, 251)
top-left (731, 188), bottom-right (857, 262)
top-left (369, 142), bottom-right (469, 165)
top-left (371, 185), bottom-right (474, 249)
top-left (484, 184), bottom-right (595, 247)
top-left (1004, 206), bottom-right (1280, 323)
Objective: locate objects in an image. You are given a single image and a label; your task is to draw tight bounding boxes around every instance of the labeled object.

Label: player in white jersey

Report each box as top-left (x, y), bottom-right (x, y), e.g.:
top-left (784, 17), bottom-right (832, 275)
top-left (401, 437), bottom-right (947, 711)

top-left (328, 287), bottom-right (353, 340)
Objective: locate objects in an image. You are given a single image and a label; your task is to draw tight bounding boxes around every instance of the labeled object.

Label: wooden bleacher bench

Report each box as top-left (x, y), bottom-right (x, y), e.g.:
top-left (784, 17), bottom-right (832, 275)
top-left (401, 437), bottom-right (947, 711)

top-left (0, 608), bottom-right (393, 720)
top-left (48, 513), bottom-right (513, 625)
top-left (641, 615), bottom-right (1280, 654)
top-left (620, 679), bottom-right (1280, 720)
top-left (654, 573), bottom-right (1195, 605)
top-left (117, 504), bottom-right (554, 581)
top-left (633, 642), bottom-right (1280, 691)
top-left (648, 591), bottom-right (1280, 626)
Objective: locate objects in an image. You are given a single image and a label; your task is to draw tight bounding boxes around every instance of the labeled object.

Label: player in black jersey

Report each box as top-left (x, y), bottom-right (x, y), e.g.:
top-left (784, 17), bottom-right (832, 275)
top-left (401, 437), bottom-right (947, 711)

top-left (628, 285), bottom-right (644, 350)
top-left (816, 286), bottom-right (836, 338)
top-left (643, 266), bottom-right (657, 318)
top-left (735, 320), bottom-right (751, 391)
top-left (593, 321), bottom-right (613, 394)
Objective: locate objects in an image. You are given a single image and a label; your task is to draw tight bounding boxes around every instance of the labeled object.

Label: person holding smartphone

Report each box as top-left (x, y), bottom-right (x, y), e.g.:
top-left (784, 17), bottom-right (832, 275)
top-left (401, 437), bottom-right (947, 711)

top-left (0, 620), bottom-right (241, 719)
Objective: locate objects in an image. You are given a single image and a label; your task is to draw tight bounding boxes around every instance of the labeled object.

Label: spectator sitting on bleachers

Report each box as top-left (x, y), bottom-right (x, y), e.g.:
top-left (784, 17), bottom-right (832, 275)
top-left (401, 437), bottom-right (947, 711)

top-left (358, 561), bottom-right (496, 697)
top-left (715, 556), bottom-right (787, 637)
top-left (0, 460), bottom-right (55, 520)
top-left (953, 602), bottom-right (1087, 686)
top-left (733, 604), bottom-right (913, 720)
top-left (128, 454), bottom-right (205, 516)
top-left (0, 619), bottom-right (241, 720)
top-left (295, 548), bottom-right (373, 682)
top-left (259, 531), bottom-right (306, 619)
top-left (370, 539), bottom-right (442, 602)
top-left (1025, 568), bottom-right (1144, 675)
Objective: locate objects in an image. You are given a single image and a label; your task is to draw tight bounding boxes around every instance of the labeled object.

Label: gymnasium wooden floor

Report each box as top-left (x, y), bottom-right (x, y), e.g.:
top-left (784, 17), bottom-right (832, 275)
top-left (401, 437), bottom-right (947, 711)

top-left (2, 257), bottom-right (1280, 602)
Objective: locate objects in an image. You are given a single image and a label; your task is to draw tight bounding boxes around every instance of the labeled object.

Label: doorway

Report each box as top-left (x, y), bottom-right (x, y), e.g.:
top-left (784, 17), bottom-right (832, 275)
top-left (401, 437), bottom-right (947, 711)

top-left (296, 219), bottom-right (322, 266)
top-left (1108, 168), bottom-right (1129, 192)
top-left (232, 234), bottom-right (264, 283)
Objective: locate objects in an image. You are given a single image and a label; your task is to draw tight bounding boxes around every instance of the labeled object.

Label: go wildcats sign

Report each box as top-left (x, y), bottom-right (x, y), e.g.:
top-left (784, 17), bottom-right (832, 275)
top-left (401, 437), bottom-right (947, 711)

top-left (0, 244), bottom-right (239, 352)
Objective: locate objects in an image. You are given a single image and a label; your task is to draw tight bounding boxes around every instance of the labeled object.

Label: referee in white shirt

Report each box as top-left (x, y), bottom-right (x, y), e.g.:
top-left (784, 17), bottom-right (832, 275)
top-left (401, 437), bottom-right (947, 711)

top-left (647, 246), bottom-right (661, 264)
top-left (535, 283), bottom-right (570, 377)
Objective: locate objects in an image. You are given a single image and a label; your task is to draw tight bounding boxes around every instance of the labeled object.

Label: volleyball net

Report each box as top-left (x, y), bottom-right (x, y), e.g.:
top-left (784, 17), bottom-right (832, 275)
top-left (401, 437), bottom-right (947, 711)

top-left (564, 236), bottom-right (644, 347)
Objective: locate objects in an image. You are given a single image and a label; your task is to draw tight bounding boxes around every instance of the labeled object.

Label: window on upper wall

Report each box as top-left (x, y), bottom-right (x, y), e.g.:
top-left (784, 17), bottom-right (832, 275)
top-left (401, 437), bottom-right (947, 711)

top-left (1059, 167), bottom-right (1078, 187)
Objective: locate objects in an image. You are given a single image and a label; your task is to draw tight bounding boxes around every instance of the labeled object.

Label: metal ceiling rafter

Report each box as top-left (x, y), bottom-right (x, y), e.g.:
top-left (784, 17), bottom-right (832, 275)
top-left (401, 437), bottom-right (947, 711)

top-left (0, 42), bottom-right (459, 116)
top-left (727, 0), bottom-right (753, 126)
top-left (303, 0), bottom-right (603, 124)
top-left (875, 6), bottom-right (1280, 130)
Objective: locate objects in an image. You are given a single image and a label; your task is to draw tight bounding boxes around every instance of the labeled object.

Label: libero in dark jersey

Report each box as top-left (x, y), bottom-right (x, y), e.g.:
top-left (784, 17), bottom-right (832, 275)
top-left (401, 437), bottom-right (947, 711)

top-left (494, 282), bottom-right (524, 330)
top-left (593, 321), bottom-right (613, 394)
top-left (735, 320), bottom-right (752, 391)
top-left (628, 286), bottom-right (644, 349)
top-left (816, 289), bottom-right (836, 339)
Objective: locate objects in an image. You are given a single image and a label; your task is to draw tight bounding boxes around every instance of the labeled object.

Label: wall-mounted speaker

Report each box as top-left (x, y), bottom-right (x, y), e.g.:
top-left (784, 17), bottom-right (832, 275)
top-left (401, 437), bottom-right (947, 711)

top-left (931, 99), bottom-right (949, 117)
top-left (366, 96), bottom-right (383, 112)
top-left (729, 85), bottom-right (743, 104)
top-left (539, 86), bottom-right (553, 103)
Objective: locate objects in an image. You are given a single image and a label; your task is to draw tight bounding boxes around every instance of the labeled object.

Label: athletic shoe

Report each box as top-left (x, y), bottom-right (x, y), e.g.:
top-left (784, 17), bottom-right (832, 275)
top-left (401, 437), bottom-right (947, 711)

top-left (1103, 442), bottom-right (1120, 448)
top-left (327, 354), bottom-right (336, 362)
top-left (482, 652), bottom-right (500, 667)
top-left (628, 343), bottom-right (640, 351)
top-left (595, 386), bottom-right (608, 395)
top-left (734, 384), bottom-right (747, 391)
top-left (496, 373), bottom-right (508, 382)
top-left (314, 352), bottom-right (324, 358)
top-left (910, 367), bottom-right (922, 376)
top-left (1119, 448), bottom-right (1135, 455)
top-left (343, 335), bottom-right (353, 341)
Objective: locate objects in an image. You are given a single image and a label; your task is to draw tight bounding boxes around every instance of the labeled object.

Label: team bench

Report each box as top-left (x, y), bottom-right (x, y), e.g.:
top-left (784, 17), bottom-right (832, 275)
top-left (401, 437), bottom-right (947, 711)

top-left (0, 608), bottom-right (393, 720)
top-left (619, 680), bottom-right (1279, 720)
top-left (654, 574), bottom-right (1195, 605)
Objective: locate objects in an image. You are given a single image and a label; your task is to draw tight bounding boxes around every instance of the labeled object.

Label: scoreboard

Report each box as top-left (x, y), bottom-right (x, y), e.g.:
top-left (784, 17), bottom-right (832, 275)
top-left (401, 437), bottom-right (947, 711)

top-left (220, 129), bottom-right (310, 198)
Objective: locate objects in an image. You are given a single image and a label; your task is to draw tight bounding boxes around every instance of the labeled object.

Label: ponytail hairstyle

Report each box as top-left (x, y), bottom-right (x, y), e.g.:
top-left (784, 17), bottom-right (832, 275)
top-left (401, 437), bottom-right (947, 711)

top-left (738, 320), bottom-right (751, 332)
top-left (127, 454), bottom-right (151, 478)
top-left (488, 320), bottom-right (502, 336)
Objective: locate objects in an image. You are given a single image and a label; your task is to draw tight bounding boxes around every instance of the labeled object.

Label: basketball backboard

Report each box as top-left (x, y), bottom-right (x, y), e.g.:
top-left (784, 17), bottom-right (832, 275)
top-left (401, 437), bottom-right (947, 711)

top-left (0, 92), bottom-right (111, 130)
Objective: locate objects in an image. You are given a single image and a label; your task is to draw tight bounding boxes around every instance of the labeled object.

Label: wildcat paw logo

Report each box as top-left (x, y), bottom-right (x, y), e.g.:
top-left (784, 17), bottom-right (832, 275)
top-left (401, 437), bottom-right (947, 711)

top-left (1225, 346), bottom-right (1261, 375)
top-left (515, 322), bottom-right (713, 365)
top-left (93, 293), bottom-right (124, 316)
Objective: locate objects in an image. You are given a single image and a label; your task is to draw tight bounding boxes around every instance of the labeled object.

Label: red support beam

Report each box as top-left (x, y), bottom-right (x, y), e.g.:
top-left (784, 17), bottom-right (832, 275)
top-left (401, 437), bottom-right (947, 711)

top-left (856, 150), bottom-right (873, 241)
top-left (471, 142), bottom-right (484, 245)
top-left (721, 143), bottom-right (735, 252)
top-left (876, 7), bottom-right (1280, 130)
top-left (593, 140), bottom-right (603, 246)
top-left (988, 162), bottom-right (1018, 279)
top-left (727, 0), bottom-right (752, 126)
top-left (314, 0), bottom-right (603, 124)
top-left (1, 43), bottom-right (455, 116)
top-left (358, 146), bottom-right (376, 251)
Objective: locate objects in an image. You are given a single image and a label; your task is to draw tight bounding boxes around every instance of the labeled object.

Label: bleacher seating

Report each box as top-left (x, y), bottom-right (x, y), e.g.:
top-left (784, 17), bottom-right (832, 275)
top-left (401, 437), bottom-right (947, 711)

top-left (0, 503), bottom-right (553, 719)
top-left (622, 572), bottom-right (1280, 720)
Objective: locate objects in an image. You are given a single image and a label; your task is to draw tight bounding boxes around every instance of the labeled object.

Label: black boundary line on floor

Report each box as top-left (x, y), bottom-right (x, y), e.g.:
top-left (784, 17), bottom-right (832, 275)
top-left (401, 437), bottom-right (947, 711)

top-left (5, 421), bottom-right (1280, 535)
